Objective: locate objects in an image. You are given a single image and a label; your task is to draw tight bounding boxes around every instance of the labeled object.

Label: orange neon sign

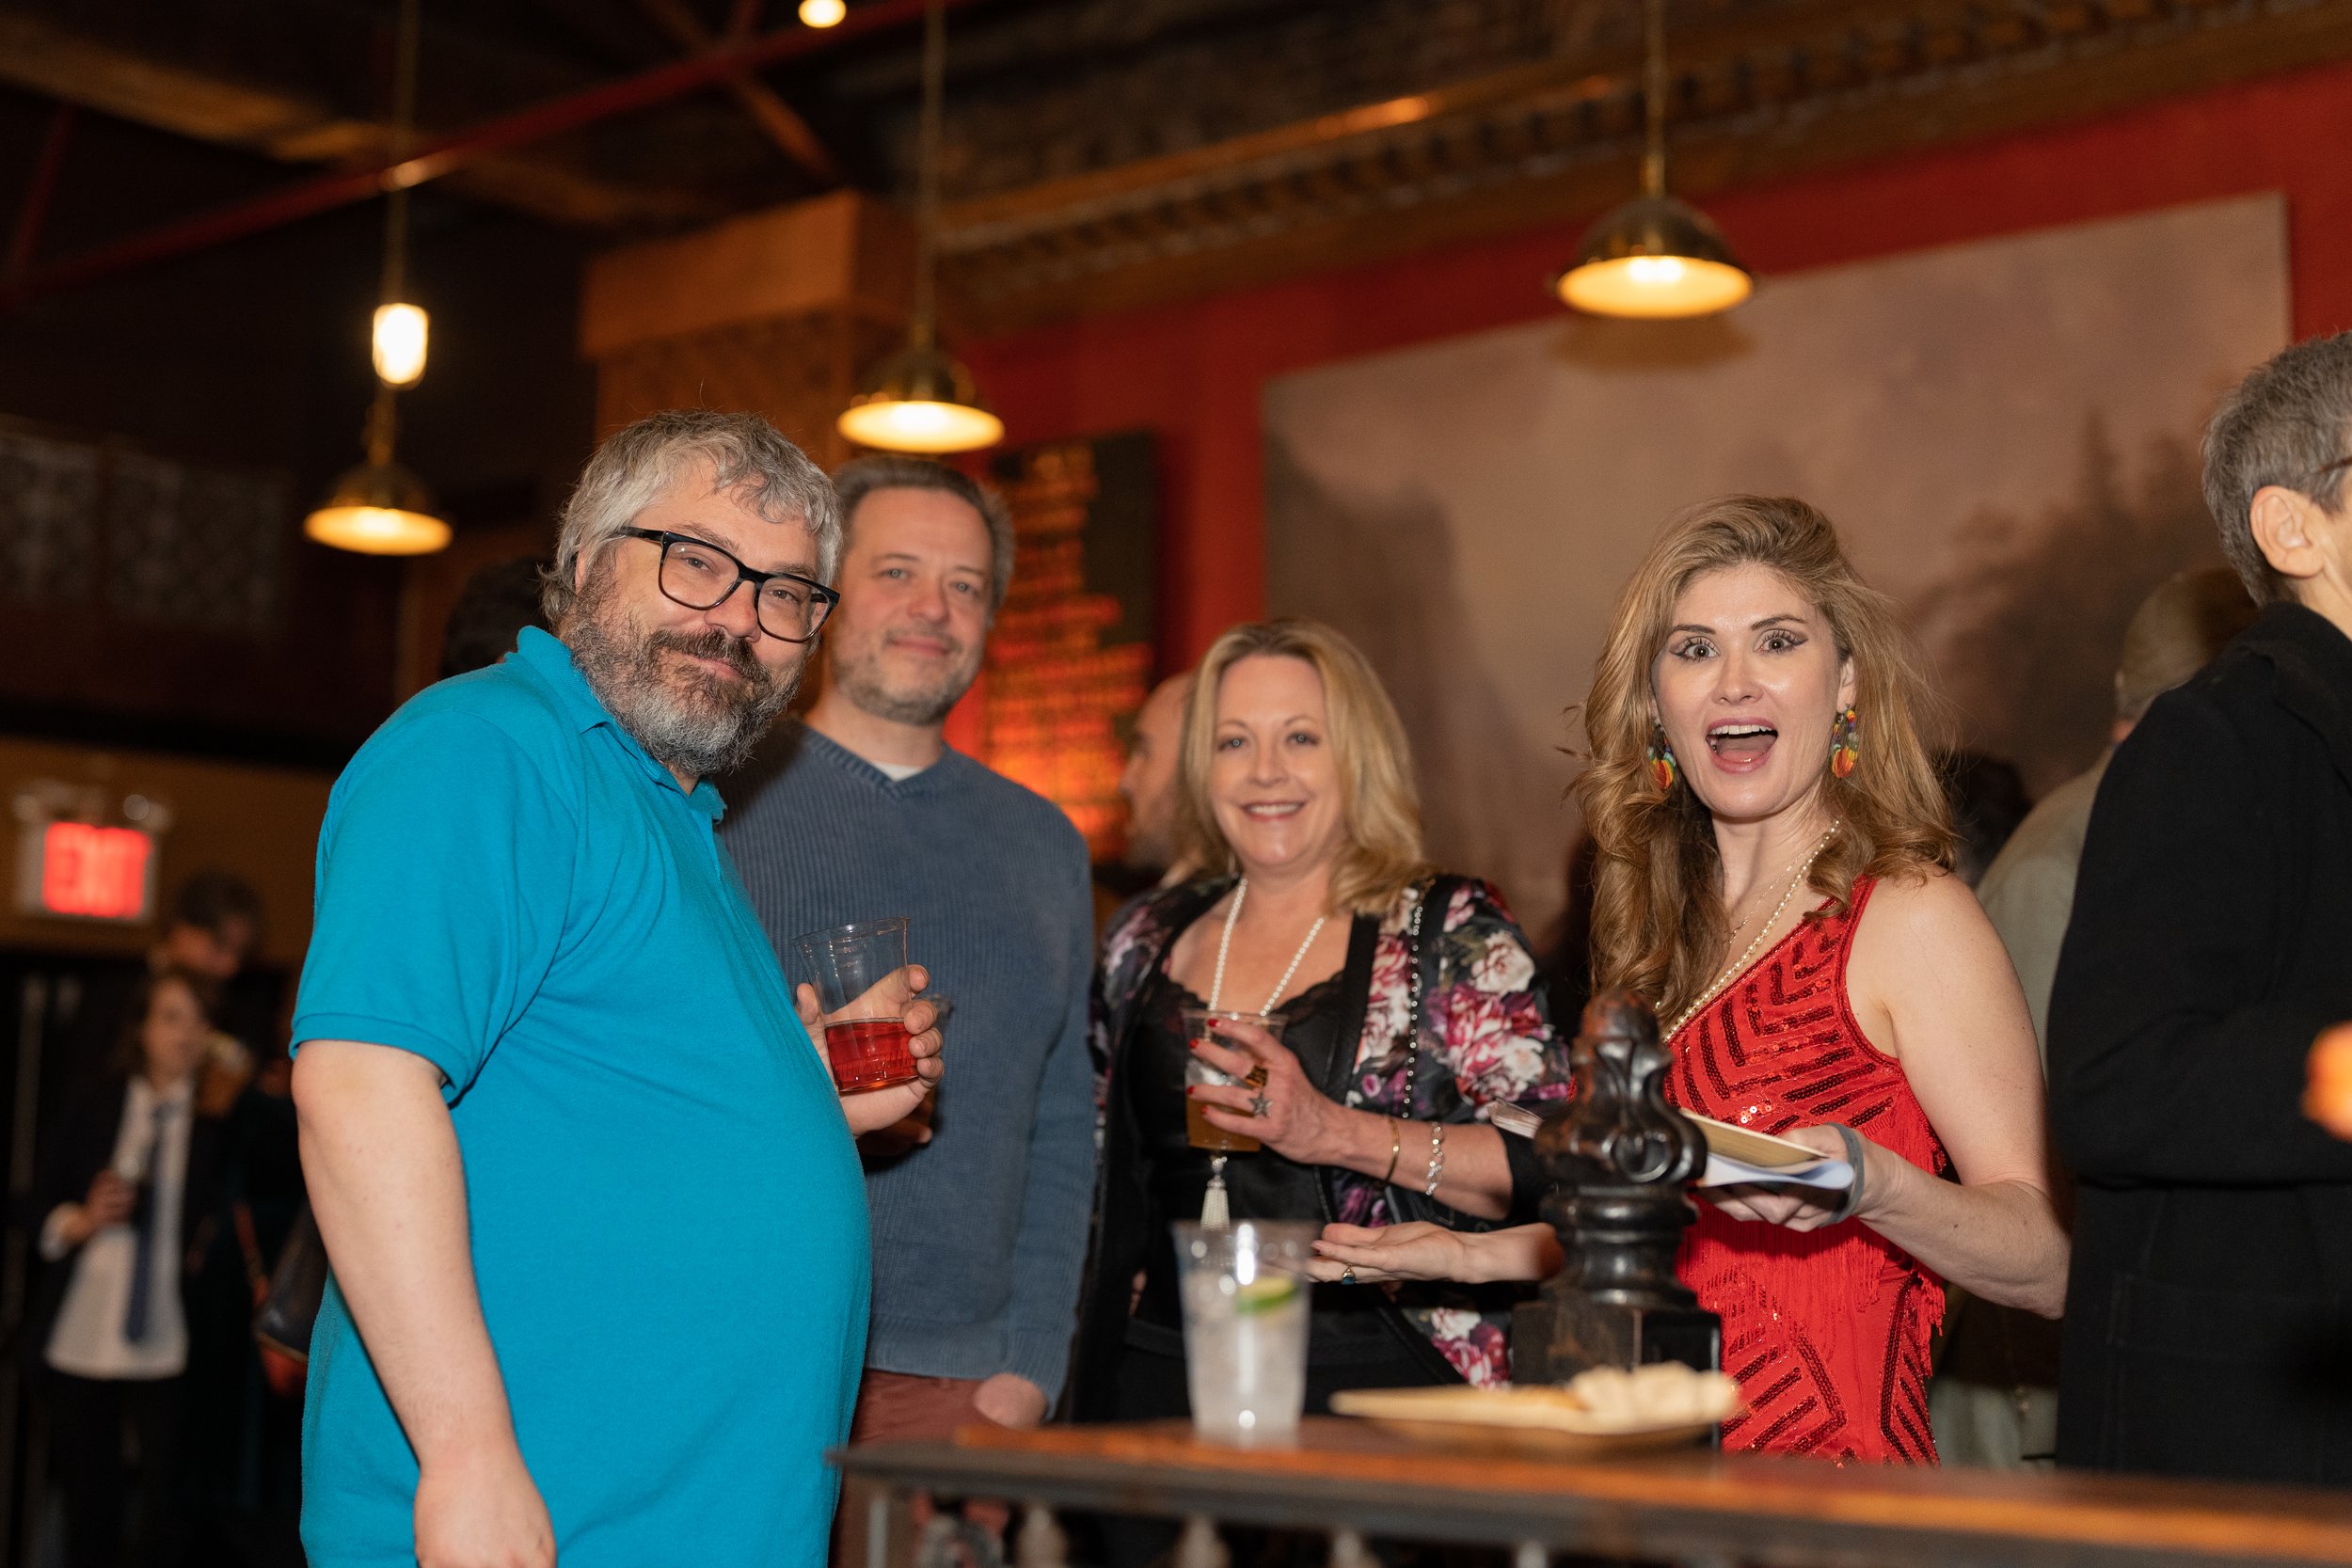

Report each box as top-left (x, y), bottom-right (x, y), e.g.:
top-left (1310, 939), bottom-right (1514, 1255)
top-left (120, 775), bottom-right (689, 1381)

top-left (40, 822), bottom-right (153, 921)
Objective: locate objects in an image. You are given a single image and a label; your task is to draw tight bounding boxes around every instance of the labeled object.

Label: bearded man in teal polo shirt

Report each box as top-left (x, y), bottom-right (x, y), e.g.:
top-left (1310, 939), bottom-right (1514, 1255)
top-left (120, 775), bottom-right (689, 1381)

top-left (290, 410), bottom-right (941, 1568)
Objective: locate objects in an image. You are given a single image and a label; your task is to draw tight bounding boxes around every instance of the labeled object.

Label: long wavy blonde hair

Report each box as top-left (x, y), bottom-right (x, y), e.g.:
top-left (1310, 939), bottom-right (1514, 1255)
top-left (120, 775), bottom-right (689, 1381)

top-left (1172, 619), bottom-right (1433, 916)
top-left (1574, 496), bottom-right (1955, 1021)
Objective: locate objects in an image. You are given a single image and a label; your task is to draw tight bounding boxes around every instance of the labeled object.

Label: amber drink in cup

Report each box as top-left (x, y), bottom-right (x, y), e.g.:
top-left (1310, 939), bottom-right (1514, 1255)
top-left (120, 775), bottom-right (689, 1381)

top-left (795, 917), bottom-right (917, 1092)
top-left (1182, 1008), bottom-right (1282, 1154)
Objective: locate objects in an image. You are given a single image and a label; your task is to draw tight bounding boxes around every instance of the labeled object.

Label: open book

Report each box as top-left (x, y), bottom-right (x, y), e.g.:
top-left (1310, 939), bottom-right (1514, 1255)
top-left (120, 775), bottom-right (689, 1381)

top-left (1487, 1104), bottom-right (1852, 1191)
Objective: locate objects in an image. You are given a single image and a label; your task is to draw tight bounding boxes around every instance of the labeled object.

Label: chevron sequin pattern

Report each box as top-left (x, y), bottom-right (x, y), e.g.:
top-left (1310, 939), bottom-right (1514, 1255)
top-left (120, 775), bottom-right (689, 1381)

top-left (1664, 877), bottom-right (1949, 1465)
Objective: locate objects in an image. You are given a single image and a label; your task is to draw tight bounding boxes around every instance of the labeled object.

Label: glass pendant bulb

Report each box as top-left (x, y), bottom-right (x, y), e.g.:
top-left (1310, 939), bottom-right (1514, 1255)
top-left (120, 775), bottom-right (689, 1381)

top-left (799, 0), bottom-right (846, 24)
top-left (372, 302), bottom-right (429, 387)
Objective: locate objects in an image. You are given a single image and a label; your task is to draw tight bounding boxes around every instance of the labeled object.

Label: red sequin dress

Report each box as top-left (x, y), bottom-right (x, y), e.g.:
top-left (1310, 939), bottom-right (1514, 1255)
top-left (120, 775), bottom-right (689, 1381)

top-left (1665, 877), bottom-right (1947, 1464)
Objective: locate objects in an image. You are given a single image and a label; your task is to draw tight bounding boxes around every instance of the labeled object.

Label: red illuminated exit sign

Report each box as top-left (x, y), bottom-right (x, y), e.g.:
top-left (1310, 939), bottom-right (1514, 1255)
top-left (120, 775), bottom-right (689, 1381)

top-left (29, 822), bottom-right (155, 922)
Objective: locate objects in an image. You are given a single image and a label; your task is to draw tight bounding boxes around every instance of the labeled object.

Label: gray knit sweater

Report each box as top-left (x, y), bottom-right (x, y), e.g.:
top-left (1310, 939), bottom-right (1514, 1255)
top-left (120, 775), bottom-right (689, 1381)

top-left (720, 723), bottom-right (1098, 1399)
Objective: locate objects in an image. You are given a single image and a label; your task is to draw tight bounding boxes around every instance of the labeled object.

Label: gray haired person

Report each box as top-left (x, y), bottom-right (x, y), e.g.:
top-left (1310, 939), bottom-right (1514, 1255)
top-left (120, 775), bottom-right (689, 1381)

top-left (291, 410), bottom-right (941, 1568)
top-left (2051, 332), bottom-right (2352, 1482)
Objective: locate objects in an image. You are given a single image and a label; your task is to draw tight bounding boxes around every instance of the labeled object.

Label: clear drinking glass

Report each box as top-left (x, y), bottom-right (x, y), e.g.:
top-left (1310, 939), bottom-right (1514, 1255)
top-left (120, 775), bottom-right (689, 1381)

top-left (1173, 1219), bottom-right (1315, 1447)
top-left (793, 916), bottom-right (917, 1092)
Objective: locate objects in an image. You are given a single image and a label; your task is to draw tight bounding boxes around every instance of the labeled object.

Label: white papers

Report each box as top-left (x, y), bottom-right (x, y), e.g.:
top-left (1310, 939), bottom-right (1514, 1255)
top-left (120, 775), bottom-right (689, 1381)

top-left (1697, 1151), bottom-right (1853, 1190)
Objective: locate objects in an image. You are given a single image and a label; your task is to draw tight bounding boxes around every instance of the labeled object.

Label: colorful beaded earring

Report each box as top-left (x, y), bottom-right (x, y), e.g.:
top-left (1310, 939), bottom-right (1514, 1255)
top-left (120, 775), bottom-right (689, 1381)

top-left (1647, 728), bottom-right (1678, 792)
top-left (1830, 705), bottom-right (1861, 779)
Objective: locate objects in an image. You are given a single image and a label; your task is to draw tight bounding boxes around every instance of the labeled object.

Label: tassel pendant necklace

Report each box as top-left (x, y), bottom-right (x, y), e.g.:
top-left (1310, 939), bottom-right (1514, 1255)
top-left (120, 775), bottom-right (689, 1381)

top-left (1199, 878), bottom-right (1327, 1227)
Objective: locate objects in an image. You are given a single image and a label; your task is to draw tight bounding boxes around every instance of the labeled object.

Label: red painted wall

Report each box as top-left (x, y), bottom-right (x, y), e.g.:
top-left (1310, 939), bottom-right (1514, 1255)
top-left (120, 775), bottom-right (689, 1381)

top-left (964, 58), bottom-right (2352, 670)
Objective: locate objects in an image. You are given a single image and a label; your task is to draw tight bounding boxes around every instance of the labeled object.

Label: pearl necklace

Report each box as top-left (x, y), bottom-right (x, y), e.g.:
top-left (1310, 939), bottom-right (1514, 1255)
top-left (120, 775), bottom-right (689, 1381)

top-left (1665, 821), bottom-right (1841, 1041)
top-left (1208, 878), bottom-right (1328, 1017)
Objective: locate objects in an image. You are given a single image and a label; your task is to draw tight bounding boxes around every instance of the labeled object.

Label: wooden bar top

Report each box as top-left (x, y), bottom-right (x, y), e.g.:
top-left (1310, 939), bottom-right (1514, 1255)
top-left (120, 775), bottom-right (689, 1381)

top-left (837, 1418), bottom-right (2352, 1566)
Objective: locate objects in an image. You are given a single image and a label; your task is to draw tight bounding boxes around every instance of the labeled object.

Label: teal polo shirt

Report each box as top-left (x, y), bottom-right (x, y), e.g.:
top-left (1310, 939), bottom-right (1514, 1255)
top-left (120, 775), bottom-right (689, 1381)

top-left (293, 627), bottom-right (869, 1568)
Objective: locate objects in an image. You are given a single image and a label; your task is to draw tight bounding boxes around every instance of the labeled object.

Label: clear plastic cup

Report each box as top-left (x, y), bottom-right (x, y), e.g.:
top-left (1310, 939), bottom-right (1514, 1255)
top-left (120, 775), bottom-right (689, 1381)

top-left (1181, 1008), bottom-right (1283, 1153)
top-left (793, 917), bottom-right (917, 1092)
top-left (1173, 1219), bottom-right (1315, 1446)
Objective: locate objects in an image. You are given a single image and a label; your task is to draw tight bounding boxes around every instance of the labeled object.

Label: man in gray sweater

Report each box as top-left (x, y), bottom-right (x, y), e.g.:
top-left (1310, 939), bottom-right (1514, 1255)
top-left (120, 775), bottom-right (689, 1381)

top-left (723, 455), bottom-right (1097, 1449)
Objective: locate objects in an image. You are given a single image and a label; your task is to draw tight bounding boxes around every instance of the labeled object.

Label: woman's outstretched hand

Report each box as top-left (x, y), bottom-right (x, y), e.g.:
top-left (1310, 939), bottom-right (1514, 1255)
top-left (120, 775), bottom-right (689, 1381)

top-left (1307, 1221), bottom-right (1560, 1286)
top-left (1186, 1020), bottom-right (1349, 1165)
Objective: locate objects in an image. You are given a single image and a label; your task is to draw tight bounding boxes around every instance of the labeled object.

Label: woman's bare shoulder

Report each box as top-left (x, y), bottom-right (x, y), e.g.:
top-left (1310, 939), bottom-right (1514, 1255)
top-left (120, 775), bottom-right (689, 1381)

top-left (1856, 862), bottom-right (2003, 959)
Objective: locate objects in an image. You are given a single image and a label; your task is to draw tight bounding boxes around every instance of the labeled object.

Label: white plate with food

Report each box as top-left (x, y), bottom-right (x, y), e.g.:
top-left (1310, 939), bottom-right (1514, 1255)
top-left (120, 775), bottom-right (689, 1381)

top-left (1330, 1363), bottom-right (1741, 1457)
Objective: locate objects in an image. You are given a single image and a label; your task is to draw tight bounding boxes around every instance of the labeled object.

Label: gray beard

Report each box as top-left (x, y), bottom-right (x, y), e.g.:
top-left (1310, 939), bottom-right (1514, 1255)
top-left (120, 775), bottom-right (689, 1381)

top-left (565, 574), bottom-right (801, 779)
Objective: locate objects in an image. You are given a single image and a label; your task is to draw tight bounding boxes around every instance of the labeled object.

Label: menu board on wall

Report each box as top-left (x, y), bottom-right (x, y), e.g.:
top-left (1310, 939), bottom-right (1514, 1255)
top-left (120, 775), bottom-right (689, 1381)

top-left (980, 433), bottom-right (1156, 862)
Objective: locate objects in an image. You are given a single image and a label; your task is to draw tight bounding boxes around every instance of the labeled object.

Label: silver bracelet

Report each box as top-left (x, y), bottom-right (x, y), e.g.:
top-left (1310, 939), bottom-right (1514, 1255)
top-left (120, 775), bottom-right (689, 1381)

top-left (1422, 1122), bottom-right (1446, 1197)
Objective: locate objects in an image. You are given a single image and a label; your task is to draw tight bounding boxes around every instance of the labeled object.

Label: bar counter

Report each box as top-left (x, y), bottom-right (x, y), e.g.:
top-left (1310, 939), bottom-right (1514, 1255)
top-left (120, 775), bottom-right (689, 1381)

top-left (839, 1418), bottom-right (2352, 1568)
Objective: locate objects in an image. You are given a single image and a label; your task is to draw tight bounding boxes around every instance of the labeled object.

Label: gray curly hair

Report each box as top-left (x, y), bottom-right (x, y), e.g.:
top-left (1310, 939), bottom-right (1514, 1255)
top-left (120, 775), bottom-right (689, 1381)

top-left (2202, 331), bottom-right (2352, 607)
top-left (543, 410), bottom-right (841, 627)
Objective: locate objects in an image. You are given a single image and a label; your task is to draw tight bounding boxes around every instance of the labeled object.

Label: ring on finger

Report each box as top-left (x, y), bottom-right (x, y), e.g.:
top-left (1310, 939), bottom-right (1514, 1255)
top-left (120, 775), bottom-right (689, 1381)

top-left (1242, 1064), bottom-right (1270, 1090)
top-left (1340, 1266), bottom-right (1358, 1286)
top-left (1248, 1092), bottom-right (1271, 1118)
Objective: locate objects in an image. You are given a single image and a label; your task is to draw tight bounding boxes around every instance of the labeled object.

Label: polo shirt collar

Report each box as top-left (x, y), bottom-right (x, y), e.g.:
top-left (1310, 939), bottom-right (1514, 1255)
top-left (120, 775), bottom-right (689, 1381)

top-left (512, 627), bottom-right (729, 819)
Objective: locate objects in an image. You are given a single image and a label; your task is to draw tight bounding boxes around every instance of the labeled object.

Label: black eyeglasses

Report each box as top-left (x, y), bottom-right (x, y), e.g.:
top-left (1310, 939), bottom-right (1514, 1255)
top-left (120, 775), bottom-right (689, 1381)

top-left (620, 528), bottom-right (838, 643)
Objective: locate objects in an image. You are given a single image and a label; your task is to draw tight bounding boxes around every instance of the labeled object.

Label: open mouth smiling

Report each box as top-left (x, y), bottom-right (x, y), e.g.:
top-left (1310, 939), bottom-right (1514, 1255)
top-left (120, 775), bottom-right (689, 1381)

top-left (1707, 721), bottom-right (1777, 764)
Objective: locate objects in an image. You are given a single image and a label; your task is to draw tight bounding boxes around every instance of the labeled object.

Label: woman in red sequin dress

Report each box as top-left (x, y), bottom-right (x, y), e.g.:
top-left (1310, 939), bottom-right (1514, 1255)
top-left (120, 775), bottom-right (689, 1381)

top-left (1312, 497), bottom-right (2068, 1464)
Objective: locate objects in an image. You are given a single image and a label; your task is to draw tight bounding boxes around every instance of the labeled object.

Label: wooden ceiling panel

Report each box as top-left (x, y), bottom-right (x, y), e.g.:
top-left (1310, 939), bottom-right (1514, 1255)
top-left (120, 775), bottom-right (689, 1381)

top-left (932, 0), bottom-right (2352, 331)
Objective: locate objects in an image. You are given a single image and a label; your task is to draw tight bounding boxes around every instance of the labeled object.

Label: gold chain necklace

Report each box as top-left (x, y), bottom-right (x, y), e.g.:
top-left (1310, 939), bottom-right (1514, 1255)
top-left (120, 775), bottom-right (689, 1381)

top-left (1665, 821), bottom-right (1841, 1041)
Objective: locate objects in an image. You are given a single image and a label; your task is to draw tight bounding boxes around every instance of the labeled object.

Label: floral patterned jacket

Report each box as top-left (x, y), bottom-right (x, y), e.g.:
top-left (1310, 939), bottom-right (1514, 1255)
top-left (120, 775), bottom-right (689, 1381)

top-left (1079, 874), bottom-right (1570, 1393)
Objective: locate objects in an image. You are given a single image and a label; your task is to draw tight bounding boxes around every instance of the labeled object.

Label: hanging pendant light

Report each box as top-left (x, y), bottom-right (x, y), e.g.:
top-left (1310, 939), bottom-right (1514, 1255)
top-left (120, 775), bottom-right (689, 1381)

top-left (1552, 0), bottom-right (1753, 320)
top-left (307, 0), bottom-right (449, 555)
top-left (306, 386), bottom-right (451, 556)
top-left (837, 0), bottom-right (1002, 454)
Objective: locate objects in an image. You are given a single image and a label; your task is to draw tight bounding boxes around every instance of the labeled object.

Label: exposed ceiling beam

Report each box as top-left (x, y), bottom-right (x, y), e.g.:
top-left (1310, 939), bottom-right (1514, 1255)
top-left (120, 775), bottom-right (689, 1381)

top-left (0, 0), bottom-right (982, 309)
top-left (0, 8), bottom-right (707, 230)
top-left (937, 0), bottom-right (2352, 330)
top-left (629, 0), bottom-right (842, 184)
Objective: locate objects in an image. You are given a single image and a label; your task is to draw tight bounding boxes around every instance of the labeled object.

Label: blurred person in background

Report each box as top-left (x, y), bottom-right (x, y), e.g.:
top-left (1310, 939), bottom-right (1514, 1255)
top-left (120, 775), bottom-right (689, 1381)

top-left (1935, 750), bottom-right (2031, 888)
top-left (2052, 335), bottom-right (2352, 1482)
top-left (60, 872), bottom-right (265, 1105)
top-left (1118, 671), bottom-right (1194, 889)
top-left (724, 454), bottom-right (1097, 1458)
top-left (1980, 569), bottom-right (2258, 1053)
top-left (437, 556), bottom-right (553, 680)
top-left (1934, 567), bottom-right (2254, 1473)
top-left (26, 967), bottom-right (223, 1568)
top-left (181, 989), bottom-right (309, 1568)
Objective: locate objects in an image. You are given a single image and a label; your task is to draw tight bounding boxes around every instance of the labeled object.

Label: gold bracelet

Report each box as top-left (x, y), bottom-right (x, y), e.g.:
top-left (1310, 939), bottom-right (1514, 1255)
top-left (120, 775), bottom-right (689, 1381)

top-left (1381, 1117), bottom-right (1403, 1184)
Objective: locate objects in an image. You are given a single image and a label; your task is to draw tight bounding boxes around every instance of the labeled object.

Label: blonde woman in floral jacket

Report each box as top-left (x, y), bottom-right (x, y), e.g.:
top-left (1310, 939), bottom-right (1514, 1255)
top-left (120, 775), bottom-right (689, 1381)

top-left (1070, 621), bottom-right (1569, 1445)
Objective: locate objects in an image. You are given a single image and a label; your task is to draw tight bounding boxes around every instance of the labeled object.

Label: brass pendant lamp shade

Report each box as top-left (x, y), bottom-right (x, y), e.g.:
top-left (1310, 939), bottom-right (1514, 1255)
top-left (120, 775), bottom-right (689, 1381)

top-left (1550, 0), bottom-right (1753, 321)
top-left (836, 1), bottom-right (1001, 455)
top-left (1554, 194), bottom-right (1752, 318)
top-left (304, 0), bottom-right (450, 555)
top-left (303, 449), bottom-right (451, 556)
top-left (838, 333), bottom-right (1004, 454)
